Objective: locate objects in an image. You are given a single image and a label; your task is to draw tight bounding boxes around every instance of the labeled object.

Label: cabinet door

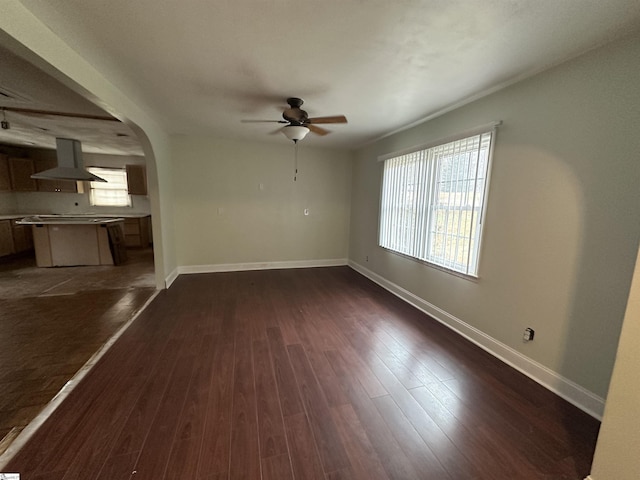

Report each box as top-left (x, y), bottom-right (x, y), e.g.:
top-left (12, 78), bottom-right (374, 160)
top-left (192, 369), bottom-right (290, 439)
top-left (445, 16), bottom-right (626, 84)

top-left (0, 220), bottom-right (14, 256)
top-left (11, 221), bottom-right (34, 253)
top-left (9, 157), bottom-right (37, 191)
top-left (0, 154), bottom-right (11, 191)
top-left (123, 218), bottom-right (142, 247)
top-left (126, 164), bottom-right (147, 195)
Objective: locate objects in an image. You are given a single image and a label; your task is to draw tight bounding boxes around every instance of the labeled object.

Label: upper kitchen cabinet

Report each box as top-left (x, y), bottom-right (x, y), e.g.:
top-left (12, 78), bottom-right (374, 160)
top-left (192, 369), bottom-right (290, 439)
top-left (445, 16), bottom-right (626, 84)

top-left (126, 164), bottom-right (147, 195)
top-left (8, 157), bottom-right (37, 191)
top-left (34, 158), bottom-right (78, 193)
top-left (0, 154), bottom-right (11, 191)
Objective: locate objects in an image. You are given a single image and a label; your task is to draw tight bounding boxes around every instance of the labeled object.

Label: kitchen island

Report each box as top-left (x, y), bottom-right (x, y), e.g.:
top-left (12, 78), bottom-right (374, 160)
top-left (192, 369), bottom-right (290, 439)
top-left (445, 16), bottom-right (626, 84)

top-left (18, 216), bottom-right (127, 267)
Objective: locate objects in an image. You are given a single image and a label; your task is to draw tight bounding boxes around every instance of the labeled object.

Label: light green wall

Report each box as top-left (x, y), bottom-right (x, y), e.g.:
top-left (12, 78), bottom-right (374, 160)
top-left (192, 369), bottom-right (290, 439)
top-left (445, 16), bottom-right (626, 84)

top-left (349, 33), bottom-right (640, 399)
top-left (590, 246), bottom-right (640, 479)
top-left (0, 3), bottom-right (176, 288)
top-left (171, 136), bottom-right (352, 266)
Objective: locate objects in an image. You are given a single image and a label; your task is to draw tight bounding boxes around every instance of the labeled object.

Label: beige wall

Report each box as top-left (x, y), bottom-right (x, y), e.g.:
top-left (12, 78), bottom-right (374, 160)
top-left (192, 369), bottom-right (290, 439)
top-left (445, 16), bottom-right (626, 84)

top-left (172, 136), bottom-right (352, 267)
top-left (349, 33), bottom-right (640, 401)
top-left (0, 3), bottom-right (176, 287)
top-left (589, 246), bottom-right (640, 479)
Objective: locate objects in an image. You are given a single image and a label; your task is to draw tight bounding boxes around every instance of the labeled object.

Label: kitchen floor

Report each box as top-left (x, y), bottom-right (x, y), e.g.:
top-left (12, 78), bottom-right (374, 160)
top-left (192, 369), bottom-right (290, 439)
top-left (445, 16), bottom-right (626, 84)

top-left (0, 248), bottom-right (156, 454)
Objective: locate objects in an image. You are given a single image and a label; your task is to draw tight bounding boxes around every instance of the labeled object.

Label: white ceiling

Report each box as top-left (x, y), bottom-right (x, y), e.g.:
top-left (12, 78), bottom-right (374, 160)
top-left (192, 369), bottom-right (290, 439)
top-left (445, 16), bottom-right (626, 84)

top-left (2, 0), bottom-right (640, 151)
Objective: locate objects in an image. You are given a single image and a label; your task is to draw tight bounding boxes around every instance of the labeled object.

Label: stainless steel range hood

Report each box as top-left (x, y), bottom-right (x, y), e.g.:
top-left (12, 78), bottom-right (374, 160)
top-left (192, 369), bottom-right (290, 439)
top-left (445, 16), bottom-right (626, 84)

top-left (31, 138), bottom-right (107, 182)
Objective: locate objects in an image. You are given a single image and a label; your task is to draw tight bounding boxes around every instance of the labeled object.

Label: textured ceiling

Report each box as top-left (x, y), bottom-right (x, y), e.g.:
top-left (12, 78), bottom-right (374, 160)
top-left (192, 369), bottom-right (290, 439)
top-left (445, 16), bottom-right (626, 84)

top-left (2, 0), bottom-right (640, 152)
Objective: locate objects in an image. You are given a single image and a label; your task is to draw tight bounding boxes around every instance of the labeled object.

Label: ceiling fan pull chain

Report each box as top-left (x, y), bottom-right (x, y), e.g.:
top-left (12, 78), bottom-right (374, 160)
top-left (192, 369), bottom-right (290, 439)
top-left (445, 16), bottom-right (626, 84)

top-left (294, 142), bottom-right (299, 181)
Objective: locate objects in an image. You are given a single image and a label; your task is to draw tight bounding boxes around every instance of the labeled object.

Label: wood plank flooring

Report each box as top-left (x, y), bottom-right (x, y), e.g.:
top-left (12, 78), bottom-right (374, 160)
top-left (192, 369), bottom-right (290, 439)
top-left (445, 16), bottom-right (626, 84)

top-left (0, 249), bottom-right (155, 450)
top-left (4, 267), bottom-right (600, 479)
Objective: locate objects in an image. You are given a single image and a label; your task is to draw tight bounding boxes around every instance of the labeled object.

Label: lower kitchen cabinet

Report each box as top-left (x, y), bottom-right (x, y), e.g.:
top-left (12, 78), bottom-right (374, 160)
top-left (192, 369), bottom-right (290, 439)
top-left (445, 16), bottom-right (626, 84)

top-left (0, 219), bottom-right (35, 257)
top-left (123, 216), bottom-right (152, 248)
top-left (12, 219), bottom-right (34, 253)
top-left (0, 220), bottom-right (14, 256)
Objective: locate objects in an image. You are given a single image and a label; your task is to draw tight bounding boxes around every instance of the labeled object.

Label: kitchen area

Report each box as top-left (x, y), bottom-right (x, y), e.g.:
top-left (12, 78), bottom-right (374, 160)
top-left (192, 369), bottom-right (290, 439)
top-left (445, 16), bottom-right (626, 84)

top-left (0, 141), bottom-right (153, 263)
top-left (0, 140), bottom-right (156, 453)
top-left (0, 40), bottom-right (163, 455)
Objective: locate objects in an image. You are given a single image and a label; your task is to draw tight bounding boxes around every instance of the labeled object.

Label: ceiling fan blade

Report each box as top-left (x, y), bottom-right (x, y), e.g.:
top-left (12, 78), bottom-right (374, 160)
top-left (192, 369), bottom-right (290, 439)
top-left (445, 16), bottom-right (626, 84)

top-left (307, 115), bottom-right (347, 124)
top-left (307, 124), bottom-right (331, 136)
top-left (241, 119), bottom-right (287, 123)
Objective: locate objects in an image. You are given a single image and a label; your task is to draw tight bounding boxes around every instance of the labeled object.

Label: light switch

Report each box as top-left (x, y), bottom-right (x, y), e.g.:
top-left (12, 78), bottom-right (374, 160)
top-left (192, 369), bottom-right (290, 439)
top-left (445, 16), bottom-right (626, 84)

top-left (304, 209), bottom-right (309, 216)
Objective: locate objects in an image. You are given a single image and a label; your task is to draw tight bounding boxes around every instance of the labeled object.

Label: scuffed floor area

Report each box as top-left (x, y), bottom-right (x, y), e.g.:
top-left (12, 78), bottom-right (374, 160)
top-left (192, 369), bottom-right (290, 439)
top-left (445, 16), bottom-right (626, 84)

top-left (0, 249), bottom-right (156, 453)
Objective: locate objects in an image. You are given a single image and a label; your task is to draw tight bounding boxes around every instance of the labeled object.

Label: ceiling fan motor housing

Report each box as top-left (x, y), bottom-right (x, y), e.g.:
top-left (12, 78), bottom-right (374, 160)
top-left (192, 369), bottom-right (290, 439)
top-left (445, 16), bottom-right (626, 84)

top-left (283, 97), bottom-right (308, 124)
top-left (286, 97), bottom-right (304, 108)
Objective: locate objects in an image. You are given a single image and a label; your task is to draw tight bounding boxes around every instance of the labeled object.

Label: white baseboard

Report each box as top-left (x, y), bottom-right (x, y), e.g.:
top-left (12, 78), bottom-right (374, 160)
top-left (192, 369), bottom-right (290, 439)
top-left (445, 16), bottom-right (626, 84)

top-left (348, 260), bottom-right (605, 420)
top-left (176, 258), bottom-right (348, 277)
top-left (165, 267), bottom-right (179, 288)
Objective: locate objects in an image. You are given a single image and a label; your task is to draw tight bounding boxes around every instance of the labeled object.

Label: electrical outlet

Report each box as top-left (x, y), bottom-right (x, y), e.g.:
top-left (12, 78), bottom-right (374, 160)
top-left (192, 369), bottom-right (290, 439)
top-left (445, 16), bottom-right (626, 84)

top-left (304, 208), bottom-right (309, 216)
top-left (523, 327), bottom-right (535, 342)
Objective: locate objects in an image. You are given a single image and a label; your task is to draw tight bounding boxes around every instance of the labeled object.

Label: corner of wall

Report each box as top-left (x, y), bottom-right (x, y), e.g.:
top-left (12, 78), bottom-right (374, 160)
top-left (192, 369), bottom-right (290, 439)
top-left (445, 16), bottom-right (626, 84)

top-left (165, 267), bottom-right (179, 289)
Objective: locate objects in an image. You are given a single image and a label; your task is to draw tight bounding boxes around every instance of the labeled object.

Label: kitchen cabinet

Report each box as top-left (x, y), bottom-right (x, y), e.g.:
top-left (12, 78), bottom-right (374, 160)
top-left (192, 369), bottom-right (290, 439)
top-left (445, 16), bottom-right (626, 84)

top-left (123, 215), bottom-right (152, 248)
top-left (12, 219), bottom-right (34, 253)
top-left (9, 157), bottom-right (37, 191)
top-left (34, 158), bottom-right (78, 193)
top-left (0, 154), bottom-right (11, 191)
top-left (126, 164), bottom-right (147, 195)
top-left (0, 220), bottom-right (14, 256)
top-left (22, 217), bottom-right (125, 267)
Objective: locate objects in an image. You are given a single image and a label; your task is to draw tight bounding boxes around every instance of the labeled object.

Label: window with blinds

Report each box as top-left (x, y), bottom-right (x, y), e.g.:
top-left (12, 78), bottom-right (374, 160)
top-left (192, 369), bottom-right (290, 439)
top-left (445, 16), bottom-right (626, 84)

top-left (379, 130), bottom-right (494, 277)
top-left (87, 167), bottom-right (131, 207)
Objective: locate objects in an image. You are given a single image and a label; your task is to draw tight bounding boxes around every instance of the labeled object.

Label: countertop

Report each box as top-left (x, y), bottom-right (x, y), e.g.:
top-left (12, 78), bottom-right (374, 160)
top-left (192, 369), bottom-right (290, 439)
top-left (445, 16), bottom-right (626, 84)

top-left (17, 215), bottom-right (125, 225)
top-left (0, 213), bottom-right (150, 221)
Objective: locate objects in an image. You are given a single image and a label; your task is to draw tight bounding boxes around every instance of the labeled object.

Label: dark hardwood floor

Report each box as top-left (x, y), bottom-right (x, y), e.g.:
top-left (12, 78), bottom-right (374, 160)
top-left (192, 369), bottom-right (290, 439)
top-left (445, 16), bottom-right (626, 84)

top-left (0, 249), bottom-right (156, 451)
top-left (4, 267), bottom-right (600, 479)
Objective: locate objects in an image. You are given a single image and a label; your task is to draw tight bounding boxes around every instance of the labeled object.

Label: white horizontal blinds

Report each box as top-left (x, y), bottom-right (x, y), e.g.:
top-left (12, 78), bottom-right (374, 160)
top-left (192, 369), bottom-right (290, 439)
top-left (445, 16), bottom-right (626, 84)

top-left (379, 130), bottom-right (493, 277)
top-left (87, 167), bottom-right (131, 207)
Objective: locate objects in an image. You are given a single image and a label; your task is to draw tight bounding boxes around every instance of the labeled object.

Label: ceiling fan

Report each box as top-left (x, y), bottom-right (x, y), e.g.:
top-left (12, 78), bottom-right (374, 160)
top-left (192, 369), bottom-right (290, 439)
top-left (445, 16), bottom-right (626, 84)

top-left (241, 97), bottom-right (347, 142)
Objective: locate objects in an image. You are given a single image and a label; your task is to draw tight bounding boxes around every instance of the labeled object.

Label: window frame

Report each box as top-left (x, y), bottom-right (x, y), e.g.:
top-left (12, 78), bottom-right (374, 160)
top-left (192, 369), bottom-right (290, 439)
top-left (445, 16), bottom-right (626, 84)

top-left (377, 122), bottom-right (499, 279)
top-left (86, 166), bottom-right (132, 208)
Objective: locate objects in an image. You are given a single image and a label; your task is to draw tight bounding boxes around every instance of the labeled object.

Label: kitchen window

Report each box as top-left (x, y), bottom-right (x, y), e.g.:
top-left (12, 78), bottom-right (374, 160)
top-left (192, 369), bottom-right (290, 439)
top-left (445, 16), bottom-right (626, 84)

top-left (378, 125), bottom-right (497, 277)
top-left (87, 167), bottom-right (131, 207)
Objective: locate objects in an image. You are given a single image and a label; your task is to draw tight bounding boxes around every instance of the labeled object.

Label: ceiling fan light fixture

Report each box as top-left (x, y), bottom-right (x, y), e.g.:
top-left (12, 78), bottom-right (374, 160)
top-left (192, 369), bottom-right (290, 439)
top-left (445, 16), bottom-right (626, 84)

top-left (282, 125), bottom-right (310, 143)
